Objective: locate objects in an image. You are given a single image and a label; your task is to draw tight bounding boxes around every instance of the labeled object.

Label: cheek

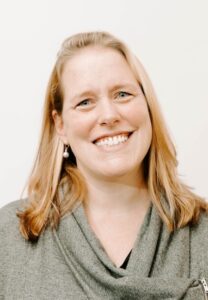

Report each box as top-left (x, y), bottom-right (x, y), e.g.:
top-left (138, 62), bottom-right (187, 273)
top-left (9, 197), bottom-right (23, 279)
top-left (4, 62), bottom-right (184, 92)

top-left (125, 102), bottom-right (151, 128)
top-left (63, 113), bottom-right (94, 141)
top-left (128, 104), bottom-right (152, 145)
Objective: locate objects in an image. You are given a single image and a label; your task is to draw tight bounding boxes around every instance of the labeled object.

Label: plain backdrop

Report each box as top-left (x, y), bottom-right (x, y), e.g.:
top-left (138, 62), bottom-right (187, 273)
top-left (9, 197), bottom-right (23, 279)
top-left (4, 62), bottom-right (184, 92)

top-left (0, 0), bottom-right (207, 208)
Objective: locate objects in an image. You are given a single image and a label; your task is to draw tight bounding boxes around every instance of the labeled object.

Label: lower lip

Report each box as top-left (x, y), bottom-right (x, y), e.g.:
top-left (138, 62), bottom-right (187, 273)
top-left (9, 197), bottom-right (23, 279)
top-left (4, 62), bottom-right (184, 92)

top-left (93, 132), bottom-right (134, 152)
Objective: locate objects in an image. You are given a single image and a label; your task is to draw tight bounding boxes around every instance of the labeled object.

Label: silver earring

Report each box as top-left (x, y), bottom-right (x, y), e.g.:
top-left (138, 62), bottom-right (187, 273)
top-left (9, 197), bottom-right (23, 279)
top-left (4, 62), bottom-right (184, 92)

top-left (63, 145), bottom-right (69, 158)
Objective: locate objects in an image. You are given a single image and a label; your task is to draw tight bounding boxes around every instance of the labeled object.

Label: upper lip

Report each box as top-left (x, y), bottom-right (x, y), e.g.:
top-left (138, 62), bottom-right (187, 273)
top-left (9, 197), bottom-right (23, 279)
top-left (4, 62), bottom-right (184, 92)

top-left (92, 131), bottom-right (133, 143)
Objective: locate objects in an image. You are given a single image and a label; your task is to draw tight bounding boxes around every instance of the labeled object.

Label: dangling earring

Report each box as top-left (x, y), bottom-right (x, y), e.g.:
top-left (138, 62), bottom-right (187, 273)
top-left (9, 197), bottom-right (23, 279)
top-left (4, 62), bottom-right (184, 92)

top-left (63, 145), bottom-right (69, 158)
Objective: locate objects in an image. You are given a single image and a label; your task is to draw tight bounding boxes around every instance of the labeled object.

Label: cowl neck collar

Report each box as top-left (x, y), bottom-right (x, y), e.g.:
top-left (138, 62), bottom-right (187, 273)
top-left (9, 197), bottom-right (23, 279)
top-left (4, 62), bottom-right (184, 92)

top-left (53, 202), bottom-right (206, 299)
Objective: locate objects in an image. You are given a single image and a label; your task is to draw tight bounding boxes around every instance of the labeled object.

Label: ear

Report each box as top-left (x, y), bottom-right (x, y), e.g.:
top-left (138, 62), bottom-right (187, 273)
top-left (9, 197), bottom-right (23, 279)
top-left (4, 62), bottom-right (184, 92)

top-left (52, 110), bottom-right (68, 144)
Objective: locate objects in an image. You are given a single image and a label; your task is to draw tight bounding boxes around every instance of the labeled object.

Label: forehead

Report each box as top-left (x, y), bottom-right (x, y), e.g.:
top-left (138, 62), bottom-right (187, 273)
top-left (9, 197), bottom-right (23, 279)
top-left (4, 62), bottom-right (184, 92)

top-left (63, 46), bottom-right (126, 70)
top-left (61, 46), bottom-right (138, 89)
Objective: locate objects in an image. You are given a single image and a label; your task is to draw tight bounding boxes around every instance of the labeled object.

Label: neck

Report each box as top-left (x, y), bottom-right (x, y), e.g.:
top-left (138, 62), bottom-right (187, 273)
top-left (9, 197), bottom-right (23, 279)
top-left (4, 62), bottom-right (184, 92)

top-left (82, 170), bottom-right (150, 216)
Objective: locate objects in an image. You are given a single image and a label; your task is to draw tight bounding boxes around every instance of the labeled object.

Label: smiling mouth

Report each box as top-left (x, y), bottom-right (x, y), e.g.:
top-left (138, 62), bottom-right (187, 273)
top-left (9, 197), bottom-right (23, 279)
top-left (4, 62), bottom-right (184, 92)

top-left (93, 132), bottom-right (133, 147)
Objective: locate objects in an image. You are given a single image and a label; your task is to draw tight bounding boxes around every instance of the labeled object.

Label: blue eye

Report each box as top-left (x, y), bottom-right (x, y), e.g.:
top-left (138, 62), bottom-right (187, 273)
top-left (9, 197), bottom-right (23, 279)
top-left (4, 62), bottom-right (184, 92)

top-left (77, 99), bottom-right (91, 107)
top-left (117, 91), bottom-right (131, 98)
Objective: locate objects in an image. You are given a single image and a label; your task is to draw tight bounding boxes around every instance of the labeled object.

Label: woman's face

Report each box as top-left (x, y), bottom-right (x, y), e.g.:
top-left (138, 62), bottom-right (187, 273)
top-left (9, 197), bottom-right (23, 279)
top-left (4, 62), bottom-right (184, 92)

top-left (55, 46), bottom-right (152, 181)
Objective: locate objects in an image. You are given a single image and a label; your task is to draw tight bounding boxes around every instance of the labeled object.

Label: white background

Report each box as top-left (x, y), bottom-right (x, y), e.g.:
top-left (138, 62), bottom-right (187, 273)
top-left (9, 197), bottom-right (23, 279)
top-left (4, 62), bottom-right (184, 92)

top-left (0, 0), bottom-right (207, 208)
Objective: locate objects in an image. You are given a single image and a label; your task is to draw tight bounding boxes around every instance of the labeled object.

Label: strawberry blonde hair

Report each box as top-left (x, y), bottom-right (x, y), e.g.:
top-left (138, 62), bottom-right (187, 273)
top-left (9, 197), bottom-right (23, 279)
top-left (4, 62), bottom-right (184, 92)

top-left (17, 31), bottom-right (207, 241)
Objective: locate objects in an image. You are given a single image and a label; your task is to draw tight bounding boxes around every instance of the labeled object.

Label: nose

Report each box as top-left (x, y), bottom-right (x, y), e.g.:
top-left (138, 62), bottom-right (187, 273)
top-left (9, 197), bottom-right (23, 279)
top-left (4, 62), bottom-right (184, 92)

top-left (98, 99), bottom-right (121, 126)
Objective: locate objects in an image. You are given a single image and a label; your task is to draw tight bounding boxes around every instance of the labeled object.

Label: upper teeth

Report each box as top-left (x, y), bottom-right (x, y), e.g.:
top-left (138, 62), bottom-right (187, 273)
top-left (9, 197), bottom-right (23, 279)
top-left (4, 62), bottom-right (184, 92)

top-left (95, 134), bottom-right (129, 146)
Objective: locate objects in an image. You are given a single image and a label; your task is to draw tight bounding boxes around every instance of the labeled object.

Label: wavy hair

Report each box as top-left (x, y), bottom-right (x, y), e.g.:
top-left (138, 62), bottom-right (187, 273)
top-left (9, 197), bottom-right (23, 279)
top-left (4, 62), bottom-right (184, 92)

top-left (17, 31), bottom-right (207, 241)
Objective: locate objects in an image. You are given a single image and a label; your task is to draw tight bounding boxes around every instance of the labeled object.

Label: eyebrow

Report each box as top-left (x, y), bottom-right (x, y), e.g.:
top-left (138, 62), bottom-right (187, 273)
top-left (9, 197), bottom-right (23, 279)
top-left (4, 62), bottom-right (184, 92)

top-left (71, 83), bottom-right (139, 101)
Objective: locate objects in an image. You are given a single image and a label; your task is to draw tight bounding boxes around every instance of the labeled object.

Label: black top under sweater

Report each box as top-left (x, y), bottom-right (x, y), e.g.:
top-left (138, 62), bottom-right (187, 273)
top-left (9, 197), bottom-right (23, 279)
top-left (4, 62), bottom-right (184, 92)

top-left (120, 250), bottom-right (132, 269)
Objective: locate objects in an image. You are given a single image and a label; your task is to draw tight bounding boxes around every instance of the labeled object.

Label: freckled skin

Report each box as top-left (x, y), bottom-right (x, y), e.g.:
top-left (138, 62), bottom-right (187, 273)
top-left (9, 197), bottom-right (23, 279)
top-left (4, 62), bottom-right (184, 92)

top-left (59, 46), bottom-right (152, 182)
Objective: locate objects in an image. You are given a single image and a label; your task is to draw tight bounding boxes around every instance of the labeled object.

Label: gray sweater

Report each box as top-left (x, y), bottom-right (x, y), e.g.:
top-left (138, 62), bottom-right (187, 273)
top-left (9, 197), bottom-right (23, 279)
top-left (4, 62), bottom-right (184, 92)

top-left (0, 199), bottom-right (208, 299)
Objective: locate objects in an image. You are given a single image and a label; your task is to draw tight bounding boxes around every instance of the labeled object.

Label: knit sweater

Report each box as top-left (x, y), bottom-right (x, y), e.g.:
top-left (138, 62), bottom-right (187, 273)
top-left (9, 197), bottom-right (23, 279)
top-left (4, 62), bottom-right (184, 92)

top-left (0, 199), bottom-right (208, 299)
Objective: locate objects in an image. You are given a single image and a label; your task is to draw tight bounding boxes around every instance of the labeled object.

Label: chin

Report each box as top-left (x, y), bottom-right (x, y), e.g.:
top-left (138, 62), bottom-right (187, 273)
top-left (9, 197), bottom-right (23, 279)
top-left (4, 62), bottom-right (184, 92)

top-left (97, 165), bottom-right (137, 180)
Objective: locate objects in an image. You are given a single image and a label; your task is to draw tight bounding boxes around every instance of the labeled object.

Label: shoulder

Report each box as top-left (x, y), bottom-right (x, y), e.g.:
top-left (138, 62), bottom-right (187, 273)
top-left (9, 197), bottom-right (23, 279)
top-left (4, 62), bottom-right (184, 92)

top-left (0, 199), bottom-right (26, 223)
top-left (0, 199), bottom-right (30, 270)
top-left (0, 199), bottom-right (28, 238)
top-left (191, 209), bottom-right (208, 235)
top-left (190, 210), bottom-right (208, 274)
top-left (0, 200), bottom-right (31, 293)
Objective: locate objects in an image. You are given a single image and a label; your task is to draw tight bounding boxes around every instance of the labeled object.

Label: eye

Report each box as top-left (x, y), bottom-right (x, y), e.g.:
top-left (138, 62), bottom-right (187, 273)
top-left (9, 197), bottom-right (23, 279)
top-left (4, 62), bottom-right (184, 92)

top-left (115, 91), bottom-right (132, 102)
top-left (76, 99), bottom-right (91, 107)
top-left (117, 91), bottom-right (131, 98)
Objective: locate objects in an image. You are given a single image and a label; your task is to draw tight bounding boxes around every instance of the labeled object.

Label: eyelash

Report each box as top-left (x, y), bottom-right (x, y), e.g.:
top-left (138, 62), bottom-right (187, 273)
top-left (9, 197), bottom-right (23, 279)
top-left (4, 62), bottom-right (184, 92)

top-left (116, 91), bottom-right (131, 98)
top-left (76, 91), bottom-right (132, 108)
top-left (76, 99), bottom-right (91, 107)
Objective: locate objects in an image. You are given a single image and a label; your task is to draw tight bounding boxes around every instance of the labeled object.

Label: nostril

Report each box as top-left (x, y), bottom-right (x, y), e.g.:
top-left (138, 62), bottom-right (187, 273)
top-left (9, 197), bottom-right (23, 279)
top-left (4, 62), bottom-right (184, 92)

top-left (100, 117), bottom-right (120, 126)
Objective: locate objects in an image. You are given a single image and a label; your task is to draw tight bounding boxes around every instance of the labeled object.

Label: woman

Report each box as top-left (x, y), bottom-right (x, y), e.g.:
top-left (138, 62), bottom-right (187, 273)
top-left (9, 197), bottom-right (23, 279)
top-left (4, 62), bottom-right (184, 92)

top-left (0, 31), bottom-right (208, 299)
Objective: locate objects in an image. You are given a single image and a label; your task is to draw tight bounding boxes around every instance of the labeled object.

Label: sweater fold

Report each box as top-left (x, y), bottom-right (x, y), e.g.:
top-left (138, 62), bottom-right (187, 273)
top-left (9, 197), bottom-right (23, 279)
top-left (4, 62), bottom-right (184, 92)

top-left (0, 199), bottom-right (208, 299)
